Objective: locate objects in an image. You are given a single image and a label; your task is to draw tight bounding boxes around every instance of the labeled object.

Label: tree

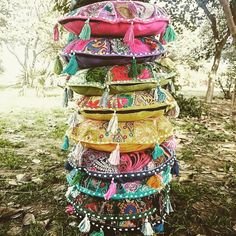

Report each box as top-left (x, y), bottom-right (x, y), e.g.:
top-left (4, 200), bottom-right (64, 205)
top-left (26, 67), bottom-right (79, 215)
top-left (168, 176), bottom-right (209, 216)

top-left (198, 1), bottom-right (230, 103)
top-left (219, 0), bottom-right (236, 124)
top-left (1, 0), bottom-right (61, 87)
top-left (157, 0), bottom-right (230, 103)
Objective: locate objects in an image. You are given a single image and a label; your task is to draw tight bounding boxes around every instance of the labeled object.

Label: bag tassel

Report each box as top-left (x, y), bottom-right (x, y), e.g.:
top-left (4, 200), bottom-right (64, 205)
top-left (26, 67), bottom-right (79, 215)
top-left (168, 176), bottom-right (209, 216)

top-left (54, 55), bottom-right (63, 75)
top-left (62, 53), bottom-right (78, 75)
top-left (90, 229), bottom-right (104, 236)
top-left (79, 18), bottom-right (91, 40)
top-left (153, 222), bottom-right (164, 233)
top-left (72, 142), bottom-right (85, 166)
top-left (152, 144), bottom-right (164, 160)
top-left (78, 214), bottom-right (91, 233)
top-left (154, 86), bottom-right (167, 102)
top-left (99, 87), bottom-right (109, 107)
top-left (108, 144), bottom-right (120, 166)
top-left (53, 23), bottom-right (59, 41)
top-left (169, 80), bottom-right (176, 93)
top-left (62, 87), bottom-right (69, 107)
top-left (124, 22), bottom-right (135, 47)
top-left (141, 217), bottom-right (155, 236)
top-left (67, 112), bottom-right (79, 128)
top-left (171, 160), bottom-right (179, 177)
top-left (163, 25), bottom-right (177, 43)
top-left (67, 32), bottom-right (76, 44)
top-left (107, 111), bottom-right (118, 134)
top-left (165, 196), bottom-right (174, 215)
top-left (61, 134), bottom-right (69, 151)
top-left (104, 178), bottom-right (117, 200)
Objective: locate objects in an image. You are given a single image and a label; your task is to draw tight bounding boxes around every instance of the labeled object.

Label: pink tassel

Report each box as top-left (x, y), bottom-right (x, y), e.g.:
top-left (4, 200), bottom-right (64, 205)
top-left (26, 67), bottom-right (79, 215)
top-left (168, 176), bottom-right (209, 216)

top-left (54, 24), bottom-right (59, 41)
top-left (104, 178), bottom-right (117, 200)
top-left (124, 22), bottom-right (135, 47)
top-left (108, 144), bottom-right (120, 166)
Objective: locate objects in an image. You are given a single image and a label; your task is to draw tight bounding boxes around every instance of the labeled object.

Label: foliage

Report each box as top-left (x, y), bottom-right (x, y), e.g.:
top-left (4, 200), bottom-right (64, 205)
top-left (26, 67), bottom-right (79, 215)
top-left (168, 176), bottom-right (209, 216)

top-left (0, 0), bottom-right (62, 86)
top-left (175, 94), bottom-right (204, 118)
top-left (218, 63), bottom-right (236, 99)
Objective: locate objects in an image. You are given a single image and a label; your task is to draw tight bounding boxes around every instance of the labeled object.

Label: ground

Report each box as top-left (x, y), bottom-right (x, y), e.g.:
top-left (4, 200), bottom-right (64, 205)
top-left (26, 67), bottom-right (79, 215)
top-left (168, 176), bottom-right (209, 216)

top-left (0, 87), bottom-right (235, 236)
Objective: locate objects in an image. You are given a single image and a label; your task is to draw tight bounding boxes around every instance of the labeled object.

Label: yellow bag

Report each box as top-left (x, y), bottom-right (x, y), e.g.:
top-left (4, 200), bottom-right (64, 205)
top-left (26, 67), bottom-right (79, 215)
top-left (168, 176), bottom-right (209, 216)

top-left (69, 116), bottom-right (173, 152)
top-left (76, 89), bottom-right (177, 121)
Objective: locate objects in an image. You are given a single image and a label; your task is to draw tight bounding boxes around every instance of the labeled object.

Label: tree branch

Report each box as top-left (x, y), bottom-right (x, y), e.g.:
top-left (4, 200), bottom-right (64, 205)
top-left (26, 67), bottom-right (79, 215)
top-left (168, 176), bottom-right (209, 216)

top-left (197, 0), bottom-right (219, 40)
top-left (5, 44), bottom-right (26, 70)
top-left (219, 0), bottom-right (236, 36)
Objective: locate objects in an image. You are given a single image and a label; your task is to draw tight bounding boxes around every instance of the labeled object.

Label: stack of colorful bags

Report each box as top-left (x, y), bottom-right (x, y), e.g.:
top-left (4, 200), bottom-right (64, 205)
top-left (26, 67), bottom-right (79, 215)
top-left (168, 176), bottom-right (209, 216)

top-left (54, 1), bottom-right (179, 235)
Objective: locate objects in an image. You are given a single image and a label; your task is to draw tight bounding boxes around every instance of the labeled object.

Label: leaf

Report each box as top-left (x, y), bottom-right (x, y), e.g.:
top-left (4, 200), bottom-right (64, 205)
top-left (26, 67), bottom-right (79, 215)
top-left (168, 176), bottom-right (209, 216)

top-left (23, 213), bottom-right (36, 226)
top-left (0, 207), bottom-right (23, 219)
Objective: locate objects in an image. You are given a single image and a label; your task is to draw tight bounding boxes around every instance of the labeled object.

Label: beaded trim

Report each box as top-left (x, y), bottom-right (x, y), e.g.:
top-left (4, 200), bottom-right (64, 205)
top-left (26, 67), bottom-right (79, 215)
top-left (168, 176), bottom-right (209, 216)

top-left (74, 213), bottom-right (165, 232)
top-left (68, 152), bottom-right (175, 181)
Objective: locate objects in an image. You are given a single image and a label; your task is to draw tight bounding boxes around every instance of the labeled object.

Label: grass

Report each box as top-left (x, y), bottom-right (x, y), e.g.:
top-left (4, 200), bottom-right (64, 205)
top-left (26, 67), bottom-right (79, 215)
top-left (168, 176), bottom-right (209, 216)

top-left (0, 149), bottom-right (26, 169)
top-left (0, 95), bottom-right (235, 236)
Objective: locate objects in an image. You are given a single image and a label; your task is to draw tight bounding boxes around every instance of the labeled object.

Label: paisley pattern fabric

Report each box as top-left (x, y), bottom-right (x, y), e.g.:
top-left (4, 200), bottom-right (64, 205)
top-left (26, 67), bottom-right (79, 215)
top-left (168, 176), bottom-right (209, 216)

top-left (62, 37), bottom-right (165, 69)
top-left (66, 191), bottom-right (166, 222)
top-left (59, 1), bottom-right (169, 36)
top-left (66, 166), bottom-right (172, 200)
top-left (68, 148), bottom-right (171, 173)
top-left (63, 37), bottom-right (163, 57)
top-left (69, 116), bottom-right (173, 152)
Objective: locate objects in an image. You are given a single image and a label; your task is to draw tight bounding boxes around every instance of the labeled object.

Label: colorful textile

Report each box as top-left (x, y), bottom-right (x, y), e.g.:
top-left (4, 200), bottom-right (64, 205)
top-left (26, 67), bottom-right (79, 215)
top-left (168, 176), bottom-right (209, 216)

top-left (58, 1), bottom-right (169, 37)
top-left (76, 89), bottom-right (176, 121)
top-left (62, 37), bottom-right (165, 69)
top-left (69, 116), bottom-right (173, 152)
top-left (68, 63), bottom-right (176, 95)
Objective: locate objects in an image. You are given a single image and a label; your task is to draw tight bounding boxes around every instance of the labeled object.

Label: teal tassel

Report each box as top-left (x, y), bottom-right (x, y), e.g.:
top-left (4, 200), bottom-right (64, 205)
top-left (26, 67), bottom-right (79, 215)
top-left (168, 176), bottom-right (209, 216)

top-left (163, 25), bottom-right (176, 43)
top-left (90, 229), bottom-right (104, 236)
top-left (154, 86), bottom-right (167, 102)
top-left (67, 32), bottom-right (76, 44)
top-left (152, 144), bottom-right (164, 160)
top-left (54, 55), bottom-right (63, 75)
top-left (61, 135), bottom-right (69, 151)
top-left (154, 222), bottom-right (164, 233)
top-left (62, 54), bottom-right (78, 75)
top-left (99, 87), bottom-right (109, 107)
top-left (79, 19), bottom-right (91, 40)
top-left (62, 88), bottom-right (68, 107)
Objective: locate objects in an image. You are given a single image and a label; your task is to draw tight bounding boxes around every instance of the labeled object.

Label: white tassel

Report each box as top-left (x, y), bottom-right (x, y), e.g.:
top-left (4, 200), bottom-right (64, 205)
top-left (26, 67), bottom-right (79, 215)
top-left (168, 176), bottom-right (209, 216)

top-left (78, 214), bottom-right (91, 233)
top-left (72, 142), bottom-right (86, 166)
top-left (166, 197), bottom-right (174, 215)
top-left (107, 111), bottom-right (118, 134)
top-left (65, 186), bottom-right (73, 198)
top-left (67, 112), bottom-right (81, 128)
top-left (174, 101), bottom-right (180, 118)
top-left (108, 144), bottom-right (120, 166)
top-left (141, 218), bottom-right (155, 236)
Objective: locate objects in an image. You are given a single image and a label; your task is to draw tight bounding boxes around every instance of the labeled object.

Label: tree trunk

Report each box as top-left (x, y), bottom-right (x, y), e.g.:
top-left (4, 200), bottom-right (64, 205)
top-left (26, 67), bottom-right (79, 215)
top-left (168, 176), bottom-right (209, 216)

top-left (232, 79), bottom-right (236, 125)
top-left (205, 44), bottom-right (223, 103)
top-left (219, 0), bottom-right (236, 45)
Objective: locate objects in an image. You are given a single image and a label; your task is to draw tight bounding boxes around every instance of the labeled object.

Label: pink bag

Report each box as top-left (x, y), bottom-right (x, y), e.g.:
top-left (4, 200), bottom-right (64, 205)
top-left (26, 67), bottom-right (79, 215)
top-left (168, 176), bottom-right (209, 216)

top-left (58, 1), bottom-right (169, 37)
